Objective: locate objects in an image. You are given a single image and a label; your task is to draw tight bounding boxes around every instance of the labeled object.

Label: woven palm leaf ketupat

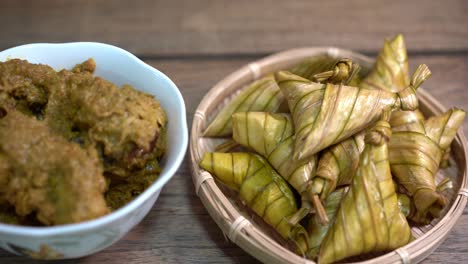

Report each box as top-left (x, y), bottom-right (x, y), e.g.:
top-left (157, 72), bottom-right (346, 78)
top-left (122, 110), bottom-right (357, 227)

top-left (389, 109), bottom-right (466, 224)
top-left (291, 56), bottom-right (363, 85)
top-left (306, 188), bottom-right (347, 259)
top-left (360, 34), bottom-right (410, 93)
top-left (231, 112), bottom-right (324, 224)
top-left (275, 70), bottom-right (421, 161)
top-left (313, 131), bottom-right (365, 200)
top-left (199, 152), bottom-right (309, 254)
top-left (389, 110), bottom-right (443, 225)
top-left (312, 58), bottom-right (362, 85)
top-left (425, 108), bottom-right (466, 151)
top-left (390, 109), bottom-right (426, 133)
top-left (318, 113), bottom-right (412, 264)
top-left (289, 55), bottom-right (342, 81)
top-left (231, 113), bottom-right (315, 197)
top-left (190, 46), bottom-right (468, 264)
top-left (426, 109), bottom-right (465, 168)
top-left (203, 56), bottom-right (362, 137)
top-left (203, 75), bottom-right (284, 137)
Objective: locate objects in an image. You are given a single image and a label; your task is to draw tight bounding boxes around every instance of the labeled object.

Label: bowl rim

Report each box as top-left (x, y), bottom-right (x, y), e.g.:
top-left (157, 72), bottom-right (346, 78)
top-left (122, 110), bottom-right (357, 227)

top-left (0, 42), bottom-right (188, 236)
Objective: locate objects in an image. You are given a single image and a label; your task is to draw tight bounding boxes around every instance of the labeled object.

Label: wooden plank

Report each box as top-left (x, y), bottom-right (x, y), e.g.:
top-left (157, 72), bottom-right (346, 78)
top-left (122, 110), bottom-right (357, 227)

top-left (421, 218), bottom-right (468, 263)
top-left (1, 0), bottom-right (467, 56)
top-left (0, 55), bottom-right (467, 263)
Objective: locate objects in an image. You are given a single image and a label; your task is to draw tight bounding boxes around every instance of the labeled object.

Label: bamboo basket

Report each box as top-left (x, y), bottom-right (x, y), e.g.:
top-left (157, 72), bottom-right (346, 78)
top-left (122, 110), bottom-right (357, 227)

top-left (189, 47), bottom-right (468, 264)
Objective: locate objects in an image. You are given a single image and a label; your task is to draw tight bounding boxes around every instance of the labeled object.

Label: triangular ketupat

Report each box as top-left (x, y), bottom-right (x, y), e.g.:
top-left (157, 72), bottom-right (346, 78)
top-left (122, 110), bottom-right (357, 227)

top-left (289, 54), bottom-right (340, 81)
top-left (203, 55), bottom-right (361, 137)
top-left (360, 34), bottom-right (410, 93)
top-left (306, 188), bottom-right (347, 260)
top-left (232, 112), bottom-right (319, 223)
top-left (389, 108), bottom-right (465, 224)
top-left (425, 108), bottom-right (465, 168)
top-left (305, 132), bottom-right (365, 226)
top-left (289, 55), bottom-right (361, 84)
top-left (313, 131), bottom-right (365, 200)
top-left (359, 34), bottom-right (432, 123)
top-left (318, 113), bottom-right (412, 264)
top-left (424, 108), bottom-right (465, 151)
top-left (203, 75), bottom-right (285, 137)
top-left (199, 152), bottom-right (309, 254)
top-left (275, 71), bottom-right (419, 160)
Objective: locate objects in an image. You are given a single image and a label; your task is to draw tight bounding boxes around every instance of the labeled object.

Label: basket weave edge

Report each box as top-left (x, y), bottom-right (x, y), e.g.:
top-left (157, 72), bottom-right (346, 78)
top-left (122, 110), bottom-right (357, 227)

top-left (189, 47), bottom-right (468, 264)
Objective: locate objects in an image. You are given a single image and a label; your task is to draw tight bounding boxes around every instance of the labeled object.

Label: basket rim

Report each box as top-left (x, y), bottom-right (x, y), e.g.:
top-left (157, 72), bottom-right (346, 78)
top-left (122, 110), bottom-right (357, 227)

top-left (190, 47), bottom-right (468, 264)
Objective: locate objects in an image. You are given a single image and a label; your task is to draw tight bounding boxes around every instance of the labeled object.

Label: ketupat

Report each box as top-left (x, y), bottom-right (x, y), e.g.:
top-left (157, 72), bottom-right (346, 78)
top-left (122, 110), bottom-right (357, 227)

top-left (360, 34), bottom-right (432, 105)
top-left (318, 112), bottom-right (412, 264)
top-left (308, 35), bottom-right (425, 195)
top-left (360, 34), bottom-right (410, 93)
top-left (390, 108), bottom-right (426, 133)
top-left (389, 108), bottom-right (465, 224)
top-left (424, 108), bottom-right (463, 169)
top-left (312, 58), bottom-right (362, 85)
top-left (198, 34), bottom-right (465, 261)
top-left (231, 112), bottom-right (323, 224)
top-left (396, 178), bottom-right (454, 220)
top-left (291, 56), bottom-right (363, 85)
top-left (289, 54), bottom-right (342, 81)
top-left (203, 56), bottom-right (362, 137)
top-left (276, 68), bottom-right (425, 160)
top-left (312, 131), bottom-right (365, 201)
top-left (199, 152), bottom-right (309, 254)
top-left (425, 108), bottom-right (465, 151)
top-left (389, 110), bottom-right (444, 224)
top-left (306, 188), bottom-right (347, 259)
top-left (203, 75), bottom-right (285, 137)
top-left (304, 132), bottom-right (365, 225)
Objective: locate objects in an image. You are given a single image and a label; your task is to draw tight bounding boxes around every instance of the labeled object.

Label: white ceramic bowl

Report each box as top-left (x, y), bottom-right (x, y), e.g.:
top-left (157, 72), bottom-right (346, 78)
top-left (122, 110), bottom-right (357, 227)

top-left (0, 43), bottom-right (188, 259)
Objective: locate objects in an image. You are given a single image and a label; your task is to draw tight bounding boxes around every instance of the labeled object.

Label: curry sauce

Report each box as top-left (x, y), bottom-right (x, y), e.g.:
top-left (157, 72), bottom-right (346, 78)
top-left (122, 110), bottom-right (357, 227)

top-left (0, 59), bottom-right (167, 225)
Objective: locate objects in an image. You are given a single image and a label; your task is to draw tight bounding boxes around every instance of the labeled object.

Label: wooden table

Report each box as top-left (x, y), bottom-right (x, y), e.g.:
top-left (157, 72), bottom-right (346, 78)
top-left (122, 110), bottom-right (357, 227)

top-left (0, 1), bottom-right (467, 263)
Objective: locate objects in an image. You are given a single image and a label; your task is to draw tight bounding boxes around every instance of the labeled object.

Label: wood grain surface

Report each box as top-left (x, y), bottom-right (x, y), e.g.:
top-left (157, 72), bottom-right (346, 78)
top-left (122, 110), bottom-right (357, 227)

top-left (1, 0), bottom-right (468, 55)
top-left (0, 1), bottom-right (467, 263)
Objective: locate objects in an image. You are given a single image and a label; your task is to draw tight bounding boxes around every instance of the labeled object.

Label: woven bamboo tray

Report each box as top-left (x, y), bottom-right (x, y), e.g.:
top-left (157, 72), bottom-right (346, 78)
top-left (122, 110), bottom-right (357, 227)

top-left (189, 47), bottom-right (468, 264)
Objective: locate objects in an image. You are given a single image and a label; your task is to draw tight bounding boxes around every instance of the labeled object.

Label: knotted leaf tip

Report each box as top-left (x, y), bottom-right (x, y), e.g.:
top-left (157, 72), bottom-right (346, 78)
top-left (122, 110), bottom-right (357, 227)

top-left (411, 64), bottom-right (432, 89)
top-left (396, 63), bottom-right (431, 111)
top-left (365, 109), bottom-right (392, 145)
top-left (313, 58), bottom-right (359, 84)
